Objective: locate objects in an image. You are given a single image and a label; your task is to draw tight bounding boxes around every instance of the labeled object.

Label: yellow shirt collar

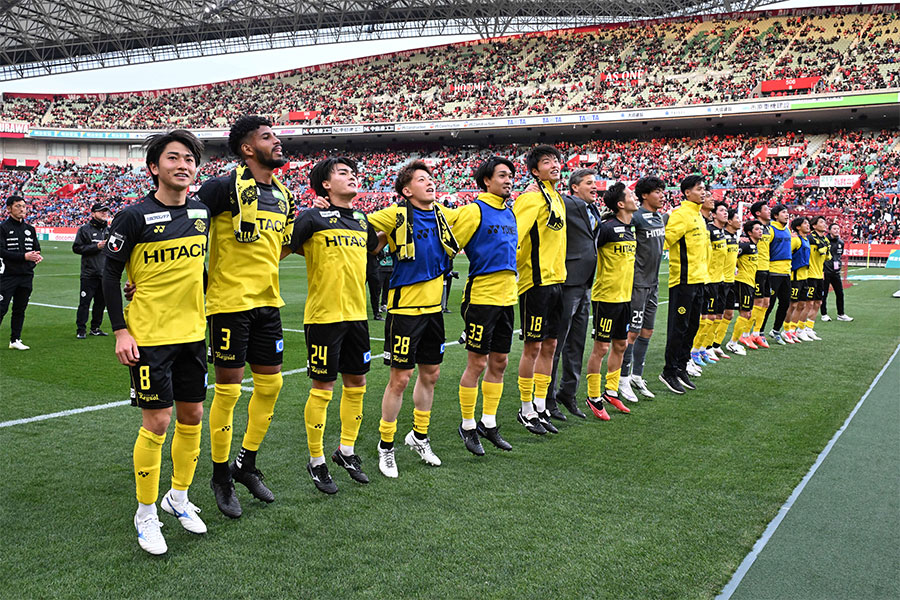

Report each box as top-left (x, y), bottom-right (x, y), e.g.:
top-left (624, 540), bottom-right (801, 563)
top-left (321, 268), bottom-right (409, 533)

top-left (477, 192), bottom-right (508, 210)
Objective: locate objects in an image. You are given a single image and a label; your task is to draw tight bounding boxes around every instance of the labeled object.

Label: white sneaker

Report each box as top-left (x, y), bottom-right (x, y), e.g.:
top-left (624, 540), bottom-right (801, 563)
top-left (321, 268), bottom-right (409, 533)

top-left (377, 445), bottom-right (398, 478)
top-left (714, 347), bottom-right (729, 359)
top-left (134, 512), bottom-right (167, 555)
top-left (404, 430), bottom-right (441, 466)
top-left (726, 340), bottom-right (747, 356)
top-left (686, 361), bottom-right (703, 378)
top-left (797, 329), bottom-right (814, 342)
top-left (808, 330), bottom-right (822, 341)
top-left (618, 375), bottom-right (639, 403)
top-left (820, 314), bottom-right (832, 322)
top-left (630, 375), bottom-right (655, 399)
top-left (8, 339), bottom-right (29, 350)
top-left (161, 491), bottom-right (207, 534)
top-left (837, 314), bottom-right (854, 321)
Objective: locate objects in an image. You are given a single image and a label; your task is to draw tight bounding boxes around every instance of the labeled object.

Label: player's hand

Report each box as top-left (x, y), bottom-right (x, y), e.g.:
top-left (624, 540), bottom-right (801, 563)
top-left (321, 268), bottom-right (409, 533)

top-left (114, 329), bottom-right (140, 366)
top-left (524, 181), bottom-right (539, 193)
top-left (312, 196), bottom-right (329, 209)
top-left (97, 240), bottom-right (106, 249)
top-left (123, 280), bottom-right (136, 301)
top-left (24, 251), bottom-right (41, 263)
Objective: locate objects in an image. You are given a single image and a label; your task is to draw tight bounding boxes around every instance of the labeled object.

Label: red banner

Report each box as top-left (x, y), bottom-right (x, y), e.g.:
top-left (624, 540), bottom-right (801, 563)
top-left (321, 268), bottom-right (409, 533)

top-left (287, 111), bottom-right (320, 121)
top-left (599, 70), bottom-right (646, 85)
top-left (845, 243), bottom-right (900, 258)
top-left (1, 158), bottom-right (39, 168)
top-left (761, 76), bottom-right (822, 93)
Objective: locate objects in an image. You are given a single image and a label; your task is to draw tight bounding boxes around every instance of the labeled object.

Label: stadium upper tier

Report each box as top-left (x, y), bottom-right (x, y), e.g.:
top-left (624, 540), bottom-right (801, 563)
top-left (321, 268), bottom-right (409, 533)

top-left (2, 8), bottom-right (898, 130)
top-left (2, 128), bottom-right (898, 243)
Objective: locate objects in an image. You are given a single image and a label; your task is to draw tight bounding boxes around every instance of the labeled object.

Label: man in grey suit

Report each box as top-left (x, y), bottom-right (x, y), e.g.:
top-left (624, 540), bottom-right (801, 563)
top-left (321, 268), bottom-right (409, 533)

top-left (546, 168), bottom-right (603, 420)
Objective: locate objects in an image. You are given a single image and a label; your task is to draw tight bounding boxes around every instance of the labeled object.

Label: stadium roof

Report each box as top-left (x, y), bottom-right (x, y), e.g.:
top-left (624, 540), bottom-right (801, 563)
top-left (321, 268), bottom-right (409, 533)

top-left (1, 0), bottom-right (768, 81)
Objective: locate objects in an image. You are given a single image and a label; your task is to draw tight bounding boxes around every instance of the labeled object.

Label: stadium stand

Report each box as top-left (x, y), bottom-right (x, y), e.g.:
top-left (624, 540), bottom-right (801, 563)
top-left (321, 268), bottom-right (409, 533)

top-left (2, 9), bottom-right (898, 129)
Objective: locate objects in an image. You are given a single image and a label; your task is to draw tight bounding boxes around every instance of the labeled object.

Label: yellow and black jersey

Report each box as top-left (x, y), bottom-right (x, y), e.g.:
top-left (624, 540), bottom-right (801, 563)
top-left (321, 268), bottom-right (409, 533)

top-left (450, 193), bottom-right (518, 307)
top-left (665, 201), bottom-right (708, 287)
top-left (513, 181), bottom-right (567, 295)
top-left (808, 232), bottom-right (830, 280)
top-left (290, 204), bottom-right (379, 324)
top-left (368, 204), bottom-right (452, 315)
top-left (757, 223), bottom-right (773, 271)
top-left (198, 172), bottom-right (294, 315)
top-left (591, 217), bottom-right (636, 303)
top-left (723, 230), bottom-right (739, 283)
top-left (735, 240), bottom-right (758, 287)
top-left (708, 223), bottom-right (728, 283)
top-left (103, 193), bottom-right (208, 346)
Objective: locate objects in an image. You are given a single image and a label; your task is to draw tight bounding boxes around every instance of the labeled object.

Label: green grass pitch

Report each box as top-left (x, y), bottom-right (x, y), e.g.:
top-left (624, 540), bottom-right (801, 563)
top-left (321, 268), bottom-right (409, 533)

top-left (1, 245), bottom-right (898, 599)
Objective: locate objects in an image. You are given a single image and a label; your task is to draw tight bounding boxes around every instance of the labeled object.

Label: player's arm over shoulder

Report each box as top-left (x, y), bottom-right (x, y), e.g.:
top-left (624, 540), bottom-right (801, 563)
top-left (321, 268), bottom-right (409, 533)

top-left (448, 202), bottom-right (481, 248)
top-left (367, 205), bottom-right (398, 234)
top-left (196, 175), bottom-right (230, 216)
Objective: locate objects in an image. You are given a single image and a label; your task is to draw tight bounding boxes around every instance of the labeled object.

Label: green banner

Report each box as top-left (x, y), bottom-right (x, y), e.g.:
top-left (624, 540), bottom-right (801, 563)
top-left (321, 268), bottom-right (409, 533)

top-left (790, 92), bottom-right (899, 110)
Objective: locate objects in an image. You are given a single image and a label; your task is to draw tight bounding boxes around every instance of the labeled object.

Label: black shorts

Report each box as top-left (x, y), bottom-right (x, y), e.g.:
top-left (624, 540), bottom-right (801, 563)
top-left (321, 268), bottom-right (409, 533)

top-left (519, 284), bottom-right (564, 342)
top-left (591, 301), bottom-right (630, 342)
top-left (130, 340), bottom-right (207, 409)
top-left (461, 303), bottom-right (514, 355)
top-left (807, 279), bottom-right (824, 301)
top-left (208, 307), bottom-right (284, 368)
top-left (736, 282), bottom-right (755, 312)
top-left (722, 282), bottom-right (736, 312)
top-left (383, 312), bottom-right (445, 369)
top-left (770, 273), bottom-right (791, 298)
top-left (703, 283), bottom-right (725, 315)
top-left (305, 321), bottom-right (371, 382)
top-left (790, 277), bottom-right (808, 302)
top-left (754, 270), bottom-right (769, 299)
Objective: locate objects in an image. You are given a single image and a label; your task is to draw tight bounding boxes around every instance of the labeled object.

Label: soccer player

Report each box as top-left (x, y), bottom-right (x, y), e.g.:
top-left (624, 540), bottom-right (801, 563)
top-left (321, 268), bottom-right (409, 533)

top-left (713, 208), bottom-right (741, 356)
top-left (692, 195), bottom-right (727, 367)
top-left (367, 160), bottom-right (459, 478)
top-left (514, 145), bottom-right (567, 435)
top-left (659, 175), bottom-right (708, 395)
top-left (803, 216), bottom-right (830, 340)
top-left (453, 156), bottom-right (518, 455)
top-left (102, 130), bottom-right (209, 555)
top-left (290, 157), bottom-right (384, 493)
top-left (619, 176), bottom-right (666, 401)
top-left (763, 204), bottom-right (793, 344)
top-left (726, 220), bottom-right (762, 354)
top-left (72, 203), bottom-right (110, 339)
top-left (821, 223), bottom-right (852, 322)
top-left (199, 116), bottom-right (294, 517)
top-left (747, 200), bottom-right (773, 349)
top-left (783, 217), bottom-right (811, 342)
top-left (0, 195), bottom-right (43, 350)
top-left (585, 183), bottom-right (637, 420)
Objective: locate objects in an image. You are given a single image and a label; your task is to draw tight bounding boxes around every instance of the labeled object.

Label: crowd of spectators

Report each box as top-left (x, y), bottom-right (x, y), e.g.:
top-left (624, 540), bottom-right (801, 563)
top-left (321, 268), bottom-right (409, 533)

top-left (2, 10), bottom-right (898, 130)
top-left (4, 128), bottom-right (898, 242)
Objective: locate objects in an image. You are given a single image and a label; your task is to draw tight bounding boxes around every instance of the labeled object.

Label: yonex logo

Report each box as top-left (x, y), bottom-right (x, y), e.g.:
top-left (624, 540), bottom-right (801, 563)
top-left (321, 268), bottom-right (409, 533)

top-left (314, 423), bottom-right (323, 429)
top-left (222, 425), bottom-right (231, 432)
top-left (137, 471), bottom-right (149, 478)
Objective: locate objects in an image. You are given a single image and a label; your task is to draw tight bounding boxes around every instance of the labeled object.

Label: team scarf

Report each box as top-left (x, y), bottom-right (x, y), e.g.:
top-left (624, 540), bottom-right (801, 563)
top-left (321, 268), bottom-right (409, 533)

top-left (394, 198), bottom-right (459, 261)
top-left (532, 176), bottom-right (565, 231)
top-left (230, 165), bottom-right (294, 243)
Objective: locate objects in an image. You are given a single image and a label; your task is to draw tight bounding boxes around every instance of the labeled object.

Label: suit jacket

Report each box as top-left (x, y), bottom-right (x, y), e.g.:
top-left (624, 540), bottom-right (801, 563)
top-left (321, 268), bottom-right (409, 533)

top-left (562, 194), bottom-right (601, 288)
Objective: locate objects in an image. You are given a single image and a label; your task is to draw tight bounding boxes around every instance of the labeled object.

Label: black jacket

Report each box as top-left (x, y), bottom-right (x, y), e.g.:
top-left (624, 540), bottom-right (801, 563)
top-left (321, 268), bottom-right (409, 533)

top-left (72, 217), bottom-right (109, 278)
top-left (0, 217), bottom-right (40, 277)
top-left (824, 234), bottom-right (844, 274)
top-left (562, 193), bottom-right (602, 288)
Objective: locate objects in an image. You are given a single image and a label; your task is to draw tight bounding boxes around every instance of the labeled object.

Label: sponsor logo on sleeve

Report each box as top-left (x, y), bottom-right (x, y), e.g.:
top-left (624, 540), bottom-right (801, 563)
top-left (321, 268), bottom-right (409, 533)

top-left (107, 233), bottom-right (125, 253)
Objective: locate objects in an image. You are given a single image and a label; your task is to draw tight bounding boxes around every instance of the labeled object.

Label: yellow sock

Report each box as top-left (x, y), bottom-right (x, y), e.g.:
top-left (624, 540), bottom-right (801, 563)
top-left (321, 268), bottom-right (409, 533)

top-left (715, 318), bottom-right (730, 345)
top-left (171, 421), bottom-right (201, 491)
top-left (134, 427), bottom-right (166, 505)
top-left (242, 372), bottom-right (282, 451)
top-left (533, 372), bottom-right (551, 399)
top-left (209, 383), bottom-right (241, 463)
top-left (806, 319), bottom-right (815, 330)
top-left (751, 305), bottom-right (765, 333)
top-left (339, 386), bottom-right (365, 449)
top-left (693, 320), bottom-right (708, 348)
top-left (413, 409), bottom-right (431, 436)
top-left (481, 380), bottom-right (503, 417)
top-left (459, 385), bottom-right (478, 421)
top-left (304, 388), bottom-right (332, 458)
top-left (605, 368), bottom-right (621, 393)
top-left (703, 321), bottom-right (718, 347)
top-left (785, 321), bottom-right (795, 332)
top-left (732, 316), bottom-right (748, 342)
top-left (379, 418), bottom-right (397, 444)
top-left (517, 376), bottom-right (533, 404)
top-left (587, 372), bottom-right (602, 399)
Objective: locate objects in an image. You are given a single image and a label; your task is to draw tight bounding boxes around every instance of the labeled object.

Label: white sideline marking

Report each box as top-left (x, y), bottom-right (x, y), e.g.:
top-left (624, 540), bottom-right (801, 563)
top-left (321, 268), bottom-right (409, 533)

top-left (716, 341), bottom-right (900, 600)
top-left (1, 329), bottom-right (516, 427)
top-left (31, 302), bottom-right (77, 310)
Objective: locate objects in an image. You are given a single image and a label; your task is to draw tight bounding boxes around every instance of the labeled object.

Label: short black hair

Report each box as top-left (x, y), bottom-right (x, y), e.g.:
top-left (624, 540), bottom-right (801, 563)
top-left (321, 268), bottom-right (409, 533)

top-left (395, 160), bottom-right (432, 199)
top-left (567, 168), bottom-right (596, 193)
top-left (749, 200), bottom-right (768, 217)
top-left (790, 216), bottom-right (808, 232)
top-left (6, 195), bottom-right (24, 208)
top-left (727, 208), bottom-right (737, 221)
top-left (309, 157), bottom-right (357, 199)
top-left (772, 203), bottom-right (789, 219)
top-left (743, 219), bottom-right (762, 236)
top-left (525, 144), bottom-right (562, 176)
top-left (714, 200), bottom-right (729, 213)
top-left (228, 115), bottom-right (272, 158)
top-left (473, 156), bottom-right (516, 192)
top-left (680, 174), bottom-right (704, 195)
top-left (142, 129), bottom-right (204, 187)
top-left (634, 176), bottom-right (665, 203)
top-left (809, 215), bottom-right (826, 228)
top-left (603, 182), bottom-right (626, 213)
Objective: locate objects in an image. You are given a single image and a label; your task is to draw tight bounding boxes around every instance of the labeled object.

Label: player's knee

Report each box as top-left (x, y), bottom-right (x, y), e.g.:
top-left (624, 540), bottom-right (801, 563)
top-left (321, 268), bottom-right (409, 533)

top-left (142, 408), bottom-right (172, 435)
top-left (467, 353), bottom-right (488, 373)
top-left (488, 353), bottom-right (508, 373)
top-left (539, 338), bottom-right (557, 356)
top-left (175, 402), bottom-right (203, 426)
top-left (388, 369), bottom-right (413, 393)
